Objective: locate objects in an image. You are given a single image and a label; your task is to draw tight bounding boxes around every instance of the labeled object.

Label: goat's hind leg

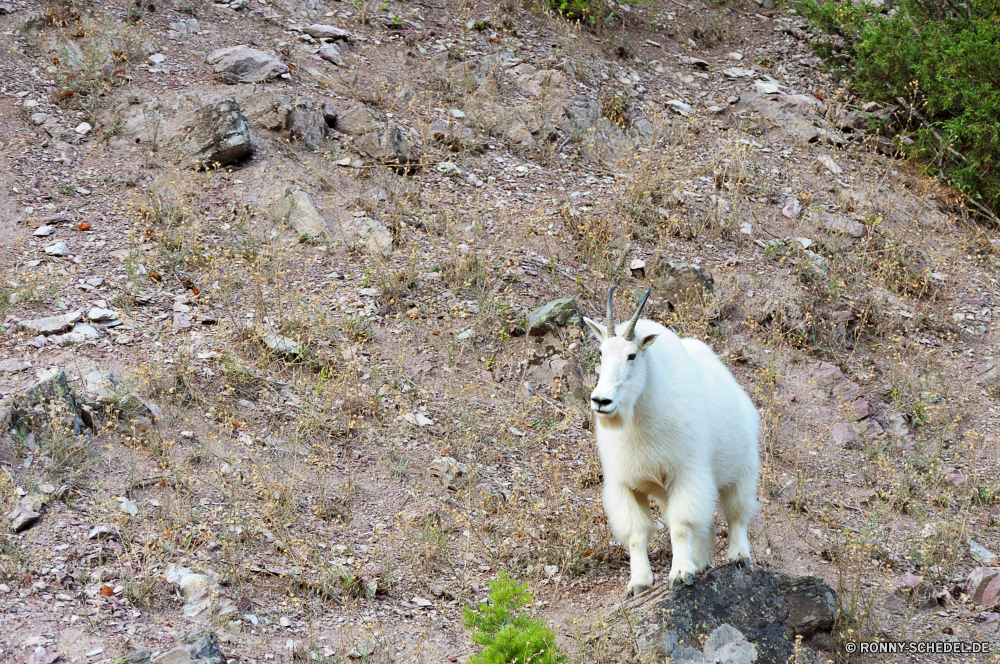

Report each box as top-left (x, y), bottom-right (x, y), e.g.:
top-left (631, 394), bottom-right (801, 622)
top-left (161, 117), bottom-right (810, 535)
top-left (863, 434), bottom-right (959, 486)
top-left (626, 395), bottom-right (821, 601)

top-left (720, 472), bottom-right (759, 568)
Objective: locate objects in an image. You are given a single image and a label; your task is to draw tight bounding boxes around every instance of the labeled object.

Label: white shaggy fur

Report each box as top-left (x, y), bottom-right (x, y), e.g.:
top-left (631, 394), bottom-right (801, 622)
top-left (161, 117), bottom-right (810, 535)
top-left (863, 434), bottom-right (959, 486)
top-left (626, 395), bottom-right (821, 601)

top-left (583, 309), bottom-right (761, 596)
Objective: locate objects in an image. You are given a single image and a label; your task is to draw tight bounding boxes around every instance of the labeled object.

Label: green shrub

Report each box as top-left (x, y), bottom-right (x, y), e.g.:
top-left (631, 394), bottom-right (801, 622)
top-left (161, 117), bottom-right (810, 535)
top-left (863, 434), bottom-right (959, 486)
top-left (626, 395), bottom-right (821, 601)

top-left (799, 0), bottom-right (1000, 214)
top-left (546, 0), bottom-right (604, 22)
top-left (462, 572), bottom-right (565, 664)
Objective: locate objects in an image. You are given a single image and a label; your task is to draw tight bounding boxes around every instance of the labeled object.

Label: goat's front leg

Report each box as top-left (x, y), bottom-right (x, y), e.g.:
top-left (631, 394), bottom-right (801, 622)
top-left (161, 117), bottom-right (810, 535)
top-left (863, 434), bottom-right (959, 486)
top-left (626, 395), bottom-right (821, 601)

top-left (665, 480), bottom-right (715, 588)
top-left (602, 484), bottom-right (655, 598)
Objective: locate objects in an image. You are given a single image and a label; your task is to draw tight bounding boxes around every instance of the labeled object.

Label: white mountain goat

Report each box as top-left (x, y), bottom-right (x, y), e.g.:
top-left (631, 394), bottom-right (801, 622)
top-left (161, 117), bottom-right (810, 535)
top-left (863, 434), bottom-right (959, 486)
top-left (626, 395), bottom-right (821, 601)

top-left (583, 286), bottom-right (761, 597)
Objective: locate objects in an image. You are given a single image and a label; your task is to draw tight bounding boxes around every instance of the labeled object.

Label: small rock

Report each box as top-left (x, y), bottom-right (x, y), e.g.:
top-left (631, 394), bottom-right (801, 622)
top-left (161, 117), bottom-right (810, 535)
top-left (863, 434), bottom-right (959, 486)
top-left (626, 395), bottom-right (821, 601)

top-left (88, 523), bottom-right (120, 540)
top-left (347, 642), bottom-right (377, 658)
top-left (155, 631), bottom-right (226, 663)
top-left (116, 650), bottom-right (151, 664)
top-left (0, 358), bottom-right (29, 372)
top-left (318, 44), bottom-right (344, 67)
top-left (629, 259), bottom-right (646, 278)
top-left (259, 325), bottom-right (301, 356)
top-left (704, 624), bottom-right (757, 664)
top-left (967, 568), bottom-right (1000, 607)
top-left (666, 99), bottom-right (693, 117)
top-left (206, 44), bottom-right (289, 83)
top-left (850, 397), bottom-right (870, 420)
top-left (527, 298), bottom-right (578, 336)
top-left (755, 80), bottom-right (780, 95)
top-left (968, 537), bottom-right (998, 565)
top-left (660, 262), bottom-right (715, 309)
top-left (723, 67), bottom-right (755, 78)
top-left (403, 412), bottom-right (434, 427)
top-left (119, 498), bottom-right (139, 515)
top-left (820, 212), bottom-right (866, 238)
top-left (816, 154), bottom-right (842, 175)
top-left (171, 98), bottom-right (253, 169)
top-left (303, 23), bottom-right (351, 40)
top-left (87, 307), bottom-right (117, 322)
top-left (18, 310), bottom-right (82, 335)
top-left (781, 198), bottom-right (801, 218)
top-left (74, 122), bottom-right (92, 135)
top-left (429, 456), bottom-right (468, 491)
top-left (164, 565), bottom-right (221, 619)
top-left (33, 225), bottom-right (56, 236)
top-left (44, 240), bottom-right (69, 256)
top-left (272, 187), bottom-right (327, 238)
top-left (831, 423), bottom-right (855, 448)
top-left (810, 361), bottom-right (861, 400)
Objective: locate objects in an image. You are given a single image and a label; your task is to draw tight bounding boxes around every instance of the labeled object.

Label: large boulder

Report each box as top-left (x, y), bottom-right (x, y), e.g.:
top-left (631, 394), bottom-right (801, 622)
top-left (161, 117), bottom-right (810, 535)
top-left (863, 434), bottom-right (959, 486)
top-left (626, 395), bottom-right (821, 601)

top-left (206, 45), bottom-right (289, 84)
top-left (172, 98), bottom-right (253, 169)
top-left (619, 565), bottom-right (838, 664)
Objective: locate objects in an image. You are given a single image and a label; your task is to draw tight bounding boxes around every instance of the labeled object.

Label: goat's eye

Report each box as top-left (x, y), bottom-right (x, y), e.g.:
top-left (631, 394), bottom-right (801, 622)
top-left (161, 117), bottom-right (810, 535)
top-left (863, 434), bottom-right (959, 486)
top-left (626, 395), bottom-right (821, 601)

top-left (627, 353), bottom-right (636, 361)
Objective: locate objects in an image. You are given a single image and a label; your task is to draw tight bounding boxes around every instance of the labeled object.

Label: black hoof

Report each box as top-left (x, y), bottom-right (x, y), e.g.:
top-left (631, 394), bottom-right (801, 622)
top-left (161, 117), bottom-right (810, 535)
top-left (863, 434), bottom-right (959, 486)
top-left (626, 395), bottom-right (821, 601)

top-left (735, 557), bottom-right (752, 570)
top-left (625, 584), bottom-right (650, 599)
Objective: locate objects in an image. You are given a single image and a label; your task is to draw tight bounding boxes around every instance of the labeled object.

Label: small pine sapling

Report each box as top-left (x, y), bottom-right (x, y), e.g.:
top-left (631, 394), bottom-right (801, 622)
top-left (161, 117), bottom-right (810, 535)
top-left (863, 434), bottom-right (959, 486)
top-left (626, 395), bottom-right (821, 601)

top-left (462, 572), bottom-right (565, 664)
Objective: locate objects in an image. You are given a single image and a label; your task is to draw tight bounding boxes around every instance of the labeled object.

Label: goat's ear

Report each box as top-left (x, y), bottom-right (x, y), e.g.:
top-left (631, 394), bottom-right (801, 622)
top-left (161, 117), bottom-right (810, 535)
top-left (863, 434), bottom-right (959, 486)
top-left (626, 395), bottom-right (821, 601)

top-left (638, 334), bottom-right (658, 350)
top-left (582, 316), bottom-right (607, 342)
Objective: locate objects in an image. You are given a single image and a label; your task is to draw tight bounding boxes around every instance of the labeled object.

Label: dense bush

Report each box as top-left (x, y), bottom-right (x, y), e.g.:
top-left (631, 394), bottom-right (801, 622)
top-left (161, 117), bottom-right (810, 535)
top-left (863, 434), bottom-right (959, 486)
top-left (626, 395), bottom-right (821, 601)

top-left (800, 0), bottom-right (1000, 214)
top-left (462, 572), bottom-right (566, 664)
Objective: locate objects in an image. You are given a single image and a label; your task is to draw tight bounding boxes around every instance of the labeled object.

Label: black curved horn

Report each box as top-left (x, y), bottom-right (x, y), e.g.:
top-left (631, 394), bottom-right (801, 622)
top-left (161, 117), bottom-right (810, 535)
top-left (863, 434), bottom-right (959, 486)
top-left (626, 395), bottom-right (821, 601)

top-left (624, 288), bottom-right (652, 340)
top-left (605, 285), bottom-right (617, 337)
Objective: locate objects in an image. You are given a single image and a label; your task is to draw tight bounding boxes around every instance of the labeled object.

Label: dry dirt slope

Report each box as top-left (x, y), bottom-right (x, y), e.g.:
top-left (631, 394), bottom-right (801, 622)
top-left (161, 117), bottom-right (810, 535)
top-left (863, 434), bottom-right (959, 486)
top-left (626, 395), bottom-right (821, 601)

top-left (0, 0), bottom-right (999, 661)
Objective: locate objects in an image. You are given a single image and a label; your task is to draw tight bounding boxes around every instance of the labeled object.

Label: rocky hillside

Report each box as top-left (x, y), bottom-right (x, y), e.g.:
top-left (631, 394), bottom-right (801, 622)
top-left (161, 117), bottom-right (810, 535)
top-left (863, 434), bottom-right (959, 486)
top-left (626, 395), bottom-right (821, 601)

top-left (1, 0), bottom-right (998, 661)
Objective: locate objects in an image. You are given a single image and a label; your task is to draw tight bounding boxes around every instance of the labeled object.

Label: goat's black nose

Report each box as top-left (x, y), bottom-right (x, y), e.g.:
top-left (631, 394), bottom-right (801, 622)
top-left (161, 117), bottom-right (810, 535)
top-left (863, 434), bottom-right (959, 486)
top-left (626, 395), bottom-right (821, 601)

top-left (591, 397), bottom-right (613, 407)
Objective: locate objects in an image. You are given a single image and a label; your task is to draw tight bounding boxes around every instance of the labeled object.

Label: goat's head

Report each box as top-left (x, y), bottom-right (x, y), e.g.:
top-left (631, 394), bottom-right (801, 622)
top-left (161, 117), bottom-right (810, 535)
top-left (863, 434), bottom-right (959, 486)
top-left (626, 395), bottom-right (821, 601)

top-left (582, 286), bottom-right (657, 422)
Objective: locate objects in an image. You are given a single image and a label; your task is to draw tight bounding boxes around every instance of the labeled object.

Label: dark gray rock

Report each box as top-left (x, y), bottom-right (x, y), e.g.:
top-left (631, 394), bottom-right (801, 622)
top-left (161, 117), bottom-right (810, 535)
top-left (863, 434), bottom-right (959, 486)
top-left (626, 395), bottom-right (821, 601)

top-left (778, 575), bottom-right (838, 646)
top-left (527, 297), bottom-right (578, 336)
top-left (9, 492), bottom-right (46, 533)
top-left (627, 564), bottom-right (838, 664)
top-left (111, 650), bottom-right (150, 664)
top-left (155, 632), bottom-right (226, 664)
top-left (2, 370), bottom-right (92, 439)
top-left (172, 99), bottom-right (253, 169)
top-left (287, 98), bottom-right (328, 151)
